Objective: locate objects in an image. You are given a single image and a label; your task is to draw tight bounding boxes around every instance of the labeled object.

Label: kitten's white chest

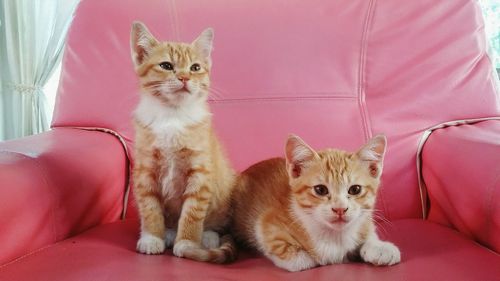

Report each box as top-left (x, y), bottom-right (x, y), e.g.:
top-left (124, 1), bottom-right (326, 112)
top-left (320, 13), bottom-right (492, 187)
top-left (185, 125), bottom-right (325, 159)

top-left (134, 94), bottom-right (209, 199)
top-left (134, 94), bottom-right (209, 149)
top-left (150, 119), bottom-right (187, 149)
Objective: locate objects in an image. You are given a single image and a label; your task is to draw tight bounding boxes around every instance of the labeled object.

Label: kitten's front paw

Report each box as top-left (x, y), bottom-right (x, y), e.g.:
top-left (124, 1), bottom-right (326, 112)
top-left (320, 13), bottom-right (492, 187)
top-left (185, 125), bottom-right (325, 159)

top-left (361, 240), bottom-right (400, 266)
top-left (202, 230), bottom-right (220, 249)
top-left (269, 251), bottom-right (317, 272)
top-left (165, 229), bottom-right (177, 248)
top-left (173, 239), bottom-right (198, 258)
top-left (137, 233), bottom-right (165, 255)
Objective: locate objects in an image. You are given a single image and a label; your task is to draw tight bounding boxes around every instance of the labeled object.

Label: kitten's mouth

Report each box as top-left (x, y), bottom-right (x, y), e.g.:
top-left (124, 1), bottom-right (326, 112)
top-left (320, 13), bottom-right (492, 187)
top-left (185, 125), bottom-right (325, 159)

top-left (321, 218), bottom-right (349, 231)
top-left (174, 86), bottom-right (190, 94)
top-left (330, 217), bottom-right (349, 225)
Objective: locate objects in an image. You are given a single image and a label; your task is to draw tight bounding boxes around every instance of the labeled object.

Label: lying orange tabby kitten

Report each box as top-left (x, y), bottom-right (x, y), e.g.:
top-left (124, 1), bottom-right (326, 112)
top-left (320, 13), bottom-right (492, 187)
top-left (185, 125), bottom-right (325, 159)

top-left (130, 21), bottom-right (236, 263)
top-left (232, 135), bottom-right (401, 271)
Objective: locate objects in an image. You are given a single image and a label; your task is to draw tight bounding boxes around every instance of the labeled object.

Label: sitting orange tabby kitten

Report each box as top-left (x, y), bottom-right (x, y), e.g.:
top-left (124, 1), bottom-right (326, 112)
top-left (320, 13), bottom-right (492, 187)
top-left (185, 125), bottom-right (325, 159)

top-left (232, 135), bottom-right (401, 271)
top-left (130, 21), bottom-right (236, 263)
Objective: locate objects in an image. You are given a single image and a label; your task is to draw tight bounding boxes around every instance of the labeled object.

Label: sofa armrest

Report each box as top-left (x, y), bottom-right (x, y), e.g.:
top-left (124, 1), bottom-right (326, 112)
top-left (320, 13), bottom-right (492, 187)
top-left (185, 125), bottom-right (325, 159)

top-left (421, 119), bottom-right (500, 253)
top-left (0, 128), bottom-right (127, 265)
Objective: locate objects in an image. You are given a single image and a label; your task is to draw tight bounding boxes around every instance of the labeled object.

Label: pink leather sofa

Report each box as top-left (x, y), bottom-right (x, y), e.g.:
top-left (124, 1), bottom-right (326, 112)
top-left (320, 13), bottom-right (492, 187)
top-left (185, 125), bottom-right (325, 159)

top-left (1, 0), bottom-right (499, 280)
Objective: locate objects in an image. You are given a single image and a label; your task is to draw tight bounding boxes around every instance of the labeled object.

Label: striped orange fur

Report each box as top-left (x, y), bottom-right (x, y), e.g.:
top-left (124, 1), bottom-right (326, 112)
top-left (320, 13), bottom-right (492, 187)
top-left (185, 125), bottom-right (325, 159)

top-left (130, 21), bottom-right (236, 263)
top-left (231, 135), bottom-right (401, 271)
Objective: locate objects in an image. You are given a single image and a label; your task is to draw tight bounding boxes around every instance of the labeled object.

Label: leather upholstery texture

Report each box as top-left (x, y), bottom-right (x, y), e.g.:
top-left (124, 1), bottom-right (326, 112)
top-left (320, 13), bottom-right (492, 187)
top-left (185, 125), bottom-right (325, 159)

top-left (0, 219), bottom-right (499, 281)
top-left (422, 119), bottom-right (500, 253)
top-left (51, 0), bottom-right (500, 220)
top-left (0, 0), bottom-right (499, 279)
top-left (0, 128), bottom-right (127, 265)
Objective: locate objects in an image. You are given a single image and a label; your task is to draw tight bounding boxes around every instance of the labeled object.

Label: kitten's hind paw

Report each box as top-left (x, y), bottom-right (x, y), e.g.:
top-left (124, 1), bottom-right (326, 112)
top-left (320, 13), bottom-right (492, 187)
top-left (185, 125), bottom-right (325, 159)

top-left (361, 240), bottom-right (401, 266)
top-left (202, 230), bottom-right (220, 249)
top-left (173, 239), bottom-right (198, 258)
top-left (165, 229), bottom-right (177, 248)
top-left (137, 233), bottom-right (165, 255)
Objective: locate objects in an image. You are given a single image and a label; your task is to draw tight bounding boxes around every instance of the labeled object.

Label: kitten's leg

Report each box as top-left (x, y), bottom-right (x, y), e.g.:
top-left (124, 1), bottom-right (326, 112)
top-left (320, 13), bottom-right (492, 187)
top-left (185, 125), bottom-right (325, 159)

top-left (173, 171), bottom-right (212, 257)
top-left (360, 230), bottom-right (401, 266)
top-left (256, 217), bottom-right (317, 272)
top-left (265, 242), bottom-right (317, 272)
top-left (134, 165), bottom-right (166, 254)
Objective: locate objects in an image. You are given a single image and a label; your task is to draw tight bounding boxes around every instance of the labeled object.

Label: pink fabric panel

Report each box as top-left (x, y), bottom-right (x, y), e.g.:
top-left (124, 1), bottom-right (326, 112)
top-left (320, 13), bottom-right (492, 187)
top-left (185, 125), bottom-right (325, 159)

top-left (422, 120), bottom-right (500, 253)
top-left (52, 0), bottom-right (370, 149)
top-left (1, 219), bottom-right (499, 280)
top-left (364, 0), bottom-right (500, 219)
top-left (52, 0), bottom-right (500, 219)
top-left (0, 129), bottom-right (126, 265)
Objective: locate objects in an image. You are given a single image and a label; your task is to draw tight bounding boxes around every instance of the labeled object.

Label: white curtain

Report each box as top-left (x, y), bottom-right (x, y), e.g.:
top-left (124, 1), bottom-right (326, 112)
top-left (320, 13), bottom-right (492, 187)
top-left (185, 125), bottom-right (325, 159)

top-left (0, 0), bottom-right (79, 140)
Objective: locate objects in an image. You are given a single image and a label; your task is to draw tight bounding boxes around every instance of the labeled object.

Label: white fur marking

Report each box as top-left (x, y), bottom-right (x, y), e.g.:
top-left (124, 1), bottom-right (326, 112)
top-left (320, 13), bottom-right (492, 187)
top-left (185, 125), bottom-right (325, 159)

top-left (291, 201), bottom-right (363, 265)
top-left (293, 145), bottom-right (313, 162)
top-left (269, 251), bottom-right (317, 272)
top-left (359, 146), bottom-right (381, 161)
top-left (202, 230), bottom-right (220, 249)
top-left (165, 228), bottom-right (177, 248)
top-left (173, 239), bottom-right (198, 257)
top-left (134, 94), bottom-right (210, 200)
top-left (361, 237), bottom-right (401, 266)
top-left (137, 232), bottom-right (165, 254)
top-left (134, 94), bottom-right (209, 145)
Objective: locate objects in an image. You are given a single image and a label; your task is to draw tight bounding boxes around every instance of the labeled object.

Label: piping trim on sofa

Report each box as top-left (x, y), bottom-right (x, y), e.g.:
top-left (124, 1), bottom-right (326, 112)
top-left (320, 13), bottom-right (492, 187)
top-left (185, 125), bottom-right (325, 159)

top-left (53, 126), bottom-right (132, 219)
top-left (416, 116), bottom-right (500, 219)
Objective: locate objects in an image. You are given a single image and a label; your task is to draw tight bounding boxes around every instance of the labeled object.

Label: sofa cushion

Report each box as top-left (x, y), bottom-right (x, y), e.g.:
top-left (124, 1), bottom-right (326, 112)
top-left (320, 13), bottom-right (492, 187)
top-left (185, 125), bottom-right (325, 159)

top-left (0, 128), bottom-right (127, 265)
top-left (0, 219), bottom-right (498, 280)
top-left (422, 119), bottom-right (500, 253)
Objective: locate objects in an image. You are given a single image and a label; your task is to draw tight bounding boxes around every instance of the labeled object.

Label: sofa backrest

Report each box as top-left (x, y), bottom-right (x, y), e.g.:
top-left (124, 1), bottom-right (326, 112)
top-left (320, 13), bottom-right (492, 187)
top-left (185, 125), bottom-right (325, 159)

top-left (52, 0), bottom-right (500, 220)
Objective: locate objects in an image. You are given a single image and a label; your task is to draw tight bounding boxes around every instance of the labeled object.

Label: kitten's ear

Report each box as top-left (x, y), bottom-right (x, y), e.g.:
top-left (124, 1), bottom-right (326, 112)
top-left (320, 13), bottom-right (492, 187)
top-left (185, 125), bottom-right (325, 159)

top-left (130, 21), bottom-right (158, 67)
top-left (356, 135), bottom-right (387, 178)
top-left (285, 135), bottom-right (319, 179)
top-left (192, 28), bottom-right (214, 58)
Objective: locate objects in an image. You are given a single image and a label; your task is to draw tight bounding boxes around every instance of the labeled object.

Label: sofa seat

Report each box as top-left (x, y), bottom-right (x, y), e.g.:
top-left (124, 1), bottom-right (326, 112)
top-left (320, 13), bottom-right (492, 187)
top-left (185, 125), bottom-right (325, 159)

top-left (0, 219), bottom-right (498, 281)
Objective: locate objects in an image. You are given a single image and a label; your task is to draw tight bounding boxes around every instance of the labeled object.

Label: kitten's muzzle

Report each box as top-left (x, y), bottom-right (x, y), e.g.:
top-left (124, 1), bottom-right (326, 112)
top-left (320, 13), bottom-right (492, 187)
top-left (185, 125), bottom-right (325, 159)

top-left (332, 207), bottom-right (348, 216)
top-left (177, 75), bottom-right (190, 83)
top-left (330, 208), bottom-right (349, 224)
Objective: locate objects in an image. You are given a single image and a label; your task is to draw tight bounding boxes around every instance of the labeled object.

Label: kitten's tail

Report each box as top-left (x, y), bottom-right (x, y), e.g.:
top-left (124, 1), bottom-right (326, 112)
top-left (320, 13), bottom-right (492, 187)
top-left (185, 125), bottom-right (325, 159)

top-left (180, 234), bottom-right (237, 264)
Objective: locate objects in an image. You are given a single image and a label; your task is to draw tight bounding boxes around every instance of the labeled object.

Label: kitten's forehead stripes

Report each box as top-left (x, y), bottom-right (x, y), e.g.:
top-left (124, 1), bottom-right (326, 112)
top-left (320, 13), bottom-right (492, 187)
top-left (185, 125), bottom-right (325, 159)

top-left (317, 150), bottom-right (353, 185)
top-left (160, 43), bottom-right (197, 67)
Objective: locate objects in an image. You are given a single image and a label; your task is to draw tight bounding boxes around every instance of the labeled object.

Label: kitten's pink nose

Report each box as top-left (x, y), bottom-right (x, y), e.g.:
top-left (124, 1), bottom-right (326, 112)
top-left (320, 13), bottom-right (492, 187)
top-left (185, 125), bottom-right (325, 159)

top-left (177, 75), bottom-right (190, 83)
top-left (332, 208), bottom-right (348, 216)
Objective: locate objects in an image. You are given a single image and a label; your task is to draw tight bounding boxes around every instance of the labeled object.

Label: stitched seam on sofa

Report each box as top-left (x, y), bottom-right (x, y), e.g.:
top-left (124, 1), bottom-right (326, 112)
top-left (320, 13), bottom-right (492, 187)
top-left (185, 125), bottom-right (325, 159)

top-left (0, 151), bottom-right (58, 254)
top-left (50, 127), bottom-right (132, 219)
top-left (357, 0), bottom-right (387, 219)
top-left (207, 96), bottom-right (357, 104)
top-left (167, 0), bottom-right (180, 41)
top-left (357, 0), bottom-right (375, 142)
top-left (0, 243), bottom-right (56, 270)
top-left (416, 117), bottom-right (500, 219)
top-left (207, 90), bottom-right (357, 101)
top-left (208, 94), bottom-right (356, 101)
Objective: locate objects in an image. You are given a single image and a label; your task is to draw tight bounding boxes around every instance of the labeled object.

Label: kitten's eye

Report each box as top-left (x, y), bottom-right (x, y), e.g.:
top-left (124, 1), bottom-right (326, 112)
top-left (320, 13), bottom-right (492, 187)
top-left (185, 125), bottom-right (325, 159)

top-left (313, 185), bottom-right (329, 196)
top-left (348, 185), bottom-right (362, 195)
top-left (159, 62), bottom-right (173, 71)
top-left (190, 63), bottom-right (201, 72)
